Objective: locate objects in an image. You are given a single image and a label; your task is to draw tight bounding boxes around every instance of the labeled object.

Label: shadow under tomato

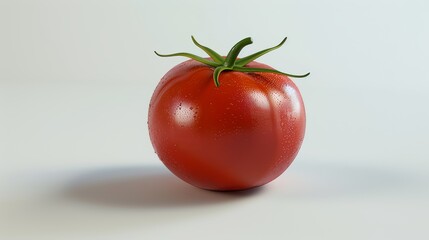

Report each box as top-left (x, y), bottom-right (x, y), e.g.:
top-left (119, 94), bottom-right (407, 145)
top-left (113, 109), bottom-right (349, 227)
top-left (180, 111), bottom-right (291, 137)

top-left (64, 165), bottom-right (263, 209)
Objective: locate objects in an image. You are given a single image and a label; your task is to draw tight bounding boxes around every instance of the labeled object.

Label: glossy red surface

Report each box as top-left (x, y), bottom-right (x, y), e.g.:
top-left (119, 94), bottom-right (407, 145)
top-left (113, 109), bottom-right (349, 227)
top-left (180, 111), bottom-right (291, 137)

top-left (148, 59), bottom-right (306, 191)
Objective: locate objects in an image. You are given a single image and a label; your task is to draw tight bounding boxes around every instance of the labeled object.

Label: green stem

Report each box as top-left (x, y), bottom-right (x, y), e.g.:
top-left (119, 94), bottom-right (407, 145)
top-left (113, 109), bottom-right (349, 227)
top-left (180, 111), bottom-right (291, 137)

top-left (213, 66), bottom-right (230, 87)
top-left (235, 37), bottom-right (287, 67)
top-left (233, 66), bottom-right (310, 78)
top-left (223, 37), bottom-right (253, 67)
top-left (155, 36), bottom-right (310, 87)
top-left (154, 51), bottom-right (219, 68)
top-left (191, 36), bottom-right (224, 64)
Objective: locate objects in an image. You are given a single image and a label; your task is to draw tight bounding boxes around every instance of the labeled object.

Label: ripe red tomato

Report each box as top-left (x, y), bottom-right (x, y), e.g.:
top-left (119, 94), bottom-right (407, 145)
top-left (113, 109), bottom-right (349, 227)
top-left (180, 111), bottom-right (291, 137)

top-left (148, 37), bottom-right (309, 191)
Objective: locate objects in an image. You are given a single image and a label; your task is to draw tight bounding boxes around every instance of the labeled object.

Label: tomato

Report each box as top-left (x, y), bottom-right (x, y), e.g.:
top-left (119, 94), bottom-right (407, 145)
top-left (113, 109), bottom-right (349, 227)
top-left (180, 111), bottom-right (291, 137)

top-left (148, 37), bottom-right (309, 191)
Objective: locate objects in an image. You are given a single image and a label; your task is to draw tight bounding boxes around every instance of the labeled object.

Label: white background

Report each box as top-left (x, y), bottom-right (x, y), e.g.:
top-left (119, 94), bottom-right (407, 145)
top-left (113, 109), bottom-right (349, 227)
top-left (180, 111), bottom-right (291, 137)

top-left (1, 0), bottom-right (428, 239)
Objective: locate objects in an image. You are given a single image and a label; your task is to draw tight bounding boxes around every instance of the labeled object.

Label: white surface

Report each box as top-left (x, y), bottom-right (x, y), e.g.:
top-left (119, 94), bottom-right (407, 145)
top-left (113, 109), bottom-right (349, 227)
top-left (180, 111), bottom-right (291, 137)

top-left (1, 0), bottom-right (428, 239)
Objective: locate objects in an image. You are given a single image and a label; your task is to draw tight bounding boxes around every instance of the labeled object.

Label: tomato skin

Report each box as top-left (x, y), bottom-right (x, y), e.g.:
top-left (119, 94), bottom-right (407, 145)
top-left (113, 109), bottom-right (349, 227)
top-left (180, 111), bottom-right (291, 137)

top-left (148, 59), bottom-right (305, 191)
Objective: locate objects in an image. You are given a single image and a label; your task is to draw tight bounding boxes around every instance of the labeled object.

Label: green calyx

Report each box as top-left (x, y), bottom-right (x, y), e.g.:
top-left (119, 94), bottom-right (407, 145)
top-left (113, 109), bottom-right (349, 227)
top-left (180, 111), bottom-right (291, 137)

top-left (155, 36), bottom-right (310, 87)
